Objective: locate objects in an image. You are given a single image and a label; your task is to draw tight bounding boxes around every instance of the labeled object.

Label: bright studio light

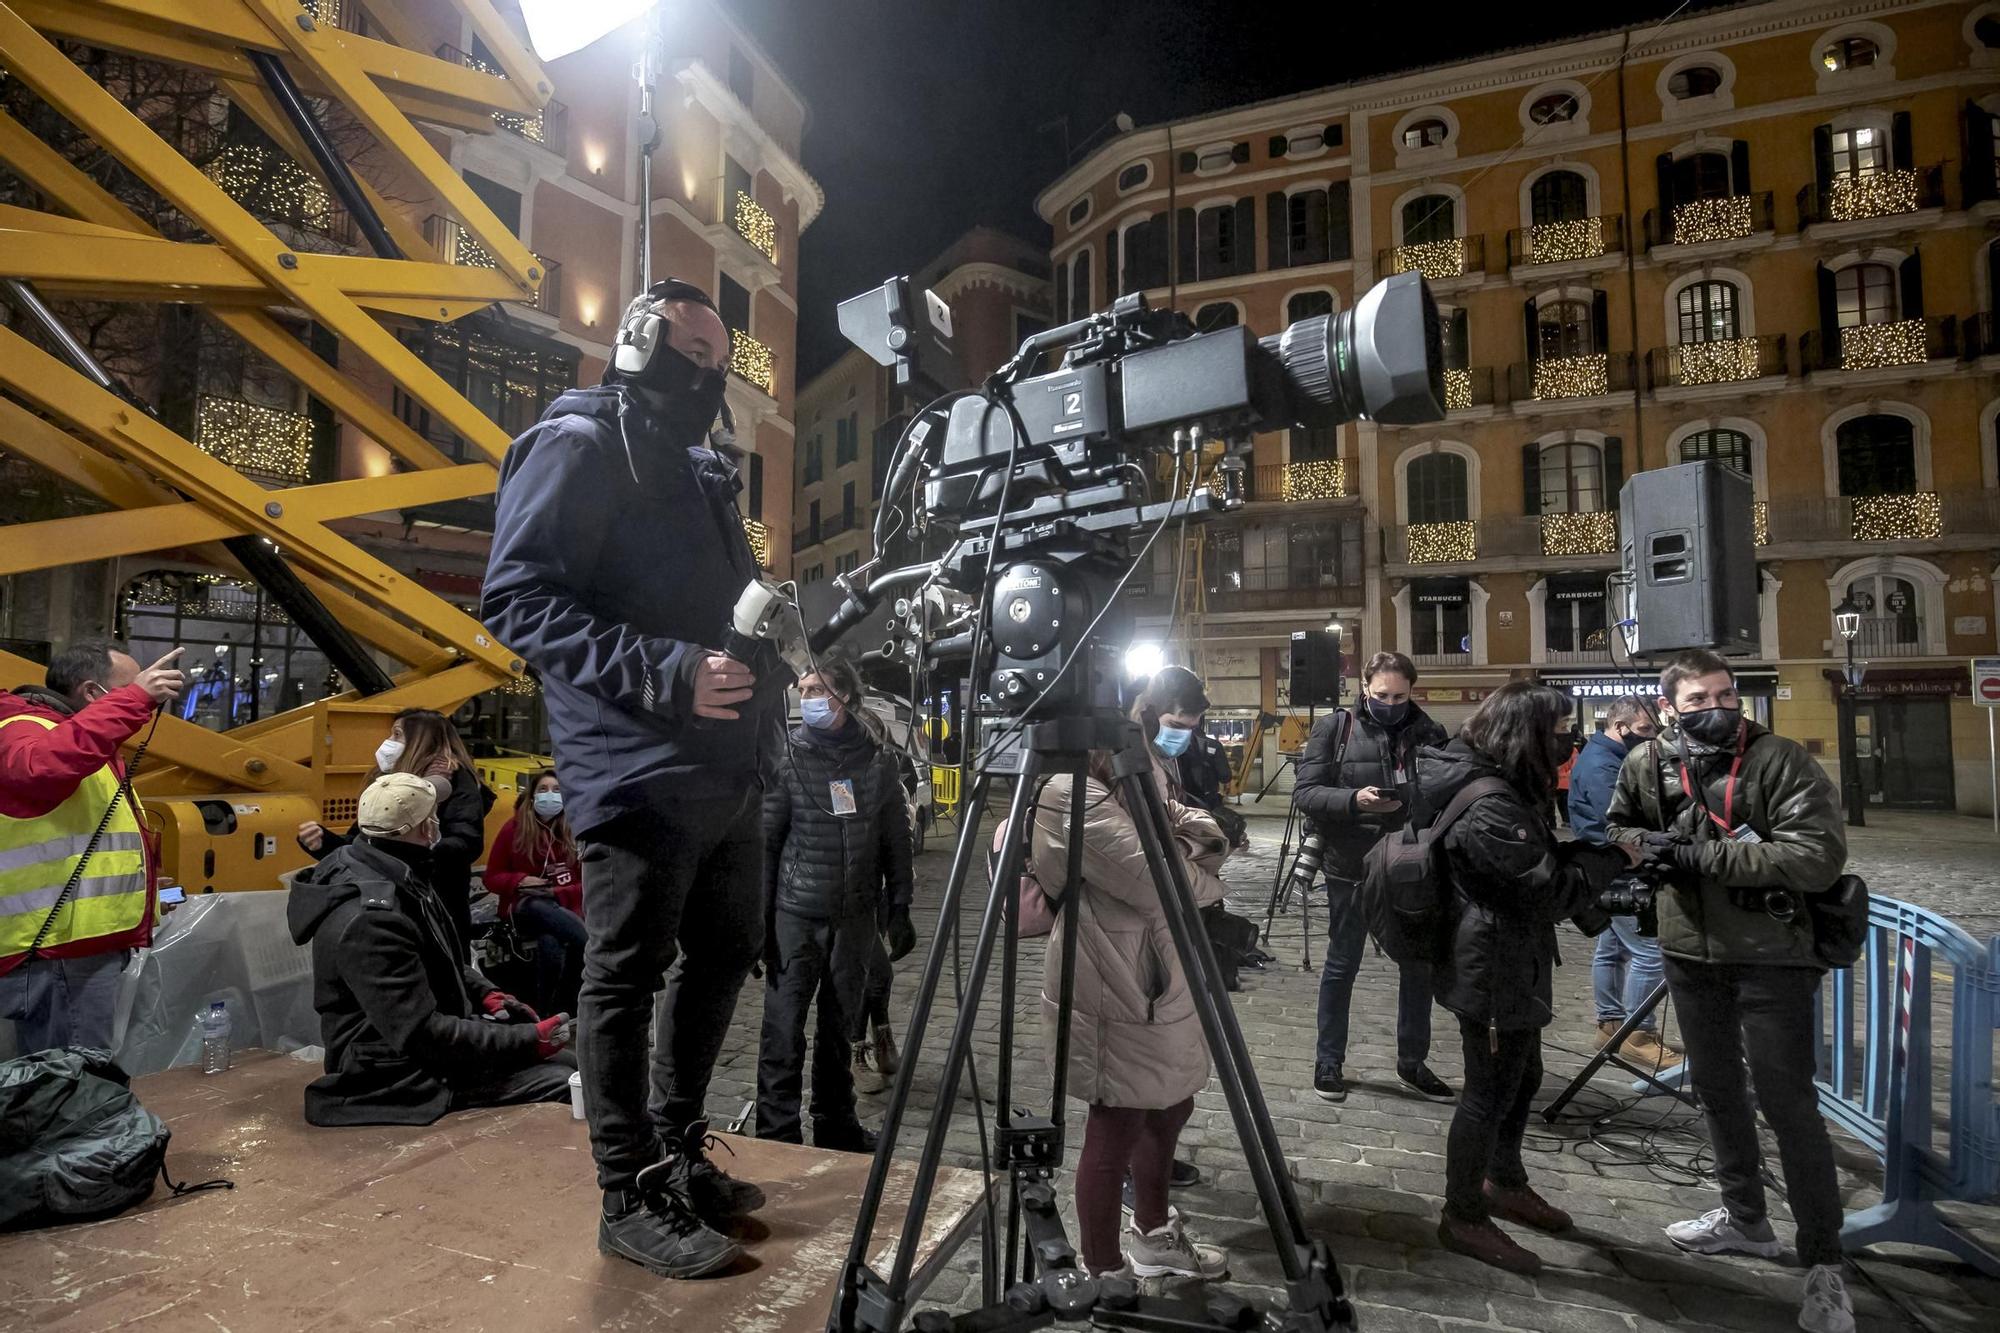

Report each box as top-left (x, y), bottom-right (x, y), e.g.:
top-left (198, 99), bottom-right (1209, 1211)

top-left (1125, 643), bottom-right (1165, 679)
top-left (518, 0), bottom-right (655, 61)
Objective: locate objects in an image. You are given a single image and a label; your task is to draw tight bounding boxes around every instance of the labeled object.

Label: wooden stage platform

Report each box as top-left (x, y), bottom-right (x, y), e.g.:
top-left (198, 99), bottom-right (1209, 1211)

top-left (0, 1052), bottom-right (987, 1332)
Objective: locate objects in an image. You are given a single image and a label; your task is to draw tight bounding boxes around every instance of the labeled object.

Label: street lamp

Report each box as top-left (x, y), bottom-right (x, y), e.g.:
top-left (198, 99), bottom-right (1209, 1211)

top-left (1834, 594), bottom-right (1866, 828)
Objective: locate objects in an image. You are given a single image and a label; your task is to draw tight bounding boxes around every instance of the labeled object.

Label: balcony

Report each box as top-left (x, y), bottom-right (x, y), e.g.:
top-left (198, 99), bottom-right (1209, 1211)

top-left (1646, 335), bottom-right (1787, 393)
top-left (1644, 192), bottom-right (1776, 250)
top-left (1537, 510), bottom-right (1618, 557)
top-left (792, 510), bottom-right (861, 551)
top-left (1796, 166), bottom-right (1943, 230)
top-left (1249, 460), bottom-right (1348, 502)
top-left (1443, 366), bottom-right (1497, 414)
top-left (1801, 318), bottom-right (1957, 375)
top-left (195, 395), bottom-right (314, 484)
top-left (1376, 234), bottom-right (1485, 286)
top-left (731, 191), bottom-right (777, 263)
top-left (1759, 490), bottom-right (2000, 546)
top-left (1851, 615), bottom-right (1926, 658)
top-left (1411, 650), bottom-right (1473, 670)
top-left (1505, 214), bottom-right (1623, 272)
top-left (1961, 313), bottom-right (2000, 360)
top-left (424, 216), bottom-right (558, 315)
top-left (438, 44), bottom-right (569, 157)
top-left (742, 518), bottom-right (771, 566)
top-left (1398, 520), bottom-right (1480, 565)
top-left (1506, 352), bottom-right (1636, 405)
top-left (732, 331), bottom-right (777, 395)
top-left (204, 141), bottom-right (356, 251)
top-left (1387, 512), bottom-right (1619, 571)
top-left (1544, 641), bottom-right (1614, 666)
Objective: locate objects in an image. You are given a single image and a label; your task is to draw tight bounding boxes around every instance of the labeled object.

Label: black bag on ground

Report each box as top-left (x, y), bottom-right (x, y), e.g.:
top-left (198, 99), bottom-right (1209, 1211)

top-left (1359, 775), bottom-right (1511, 964)
top-left (1200, 902), bottom-right (1261, 991)
top-left (0, 1047), bottom-right (168, 1228)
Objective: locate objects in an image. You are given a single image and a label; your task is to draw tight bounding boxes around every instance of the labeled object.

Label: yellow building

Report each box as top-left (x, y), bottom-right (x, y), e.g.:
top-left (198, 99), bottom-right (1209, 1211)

top-left (1038, 0), bottom-right (2000, 815)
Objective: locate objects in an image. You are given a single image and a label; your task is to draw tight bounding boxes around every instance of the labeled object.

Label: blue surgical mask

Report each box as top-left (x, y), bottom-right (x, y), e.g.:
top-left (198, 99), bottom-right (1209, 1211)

top-left (1154, 725), bottom-right (1193, 757)
top-left (532, 791), bottom-right (563, 819)
top-left (801, 696), bottom-right (838, 729)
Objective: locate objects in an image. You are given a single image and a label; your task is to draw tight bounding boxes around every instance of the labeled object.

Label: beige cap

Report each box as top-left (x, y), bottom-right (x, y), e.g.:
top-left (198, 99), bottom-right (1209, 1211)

top-left (357, 771), bottom-right (439, 836)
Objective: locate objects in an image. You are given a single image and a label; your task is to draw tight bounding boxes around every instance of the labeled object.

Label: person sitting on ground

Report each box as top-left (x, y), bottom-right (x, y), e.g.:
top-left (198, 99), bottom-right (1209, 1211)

top-left (483, 769), bottom-right (586, 1016)
top-left (288, 772), bottom-right (573, 1127)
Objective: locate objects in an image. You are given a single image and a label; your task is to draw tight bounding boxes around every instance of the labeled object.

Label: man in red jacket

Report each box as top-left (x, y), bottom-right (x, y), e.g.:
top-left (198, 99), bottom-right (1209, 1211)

top-left (0, 640), bottom-right (184, 1053)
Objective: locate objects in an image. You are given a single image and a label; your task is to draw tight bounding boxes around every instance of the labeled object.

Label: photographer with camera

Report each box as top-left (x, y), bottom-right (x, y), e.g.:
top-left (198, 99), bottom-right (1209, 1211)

top-left (483, 279), bottom-right (782, 1280)
top-left (1605, 651), bottom-right (1852, 1333)
top-left (1292, 651), bottom-right (1451, 1104)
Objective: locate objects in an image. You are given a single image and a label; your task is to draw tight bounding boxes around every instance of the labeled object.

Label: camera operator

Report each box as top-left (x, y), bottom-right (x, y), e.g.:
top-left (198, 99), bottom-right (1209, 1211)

top-left (483, 279), bottom-right (782, 1281)
top-left (1605, 651), bottom-right (1852, 1333)
top-left (1567, 697), bottom-right (1678, 1070)
top-left (1292, 651), bottom-right (1451, 1104)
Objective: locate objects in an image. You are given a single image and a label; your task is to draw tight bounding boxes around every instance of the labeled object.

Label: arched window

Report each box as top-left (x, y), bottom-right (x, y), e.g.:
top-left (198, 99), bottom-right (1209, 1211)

top-left (1835, 262), bottom-right (1897, 327)
top-left (1194, 302), bottom-right (1239, 332)
top-left (1676, 280), bottom-right (1740, 343)
top-left (1530, 171), bottom-right (1588, 225)
top-left (1679, 427), bottom-right (1752, 475)
top-left (1401, 194), bottom-right (1455, 245)
top-left (1116, 161), bottom-right (1151, 193)
top-left (1540, 441), bottom-right (1604, 513)
top-left (1836, 414), bottom-right (1917, 496)
top-left (1668, 65), bottom-right (1723, 99)
top-left (1066, 196), bottom-right (1091, 228)
top-left (1673, 151), bottom-right (1734, 202)
top-left (1286, 290), bottom-right (1334, 323)
top-left (1529, 92), bottom-right (1578, 125)
top-left (1821, 35), bottom-right (1879, 71)
top-left (1066, 250), bottom-right (1091, 324)
top-left (1407, 452), bottom-right (1469, 524)
top-left (1843, 573), bottom-right (1922, 652)
top-left (1537, 299), bottom-right (1594, 359)
top-left (1402, 117), bottom-right (1449, 150)
top-left (1978, 14), bottom-right (2000, 47)
top-left (1829, 125), bottom-right (1887, 179)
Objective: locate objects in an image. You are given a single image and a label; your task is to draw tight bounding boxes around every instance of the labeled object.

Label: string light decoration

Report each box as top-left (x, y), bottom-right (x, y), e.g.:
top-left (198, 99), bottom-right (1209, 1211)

top-left (1753, 501), bottom-right (1769, 546)
top-left (1539, 509), bottom-right (1616, 556)
top-left (1405, 520), bottom-right (1477, 564)
top-left (732, 332), bottom-right (776, 394)
top-left (196, 395), bottom-right (313, 482)
top-left (1389, 237), bottom-right (1466, 280)
top-left (1524, 216), bottom-right (1604, 264)
top-left (439, 219), bottom-right (499, 270)
top-left (733, 192), bottom-right (777, 262)
top-left (1532, 352), bottom-right (1609, 400)
top-left (1839, 319), bottom-right (1927, 370)
top-left (742, 517), bottom-right (771, 566)
top-left (1849, 492), bottom-right (1941, 542)
top-left (1674, 337), bottom-right (1762, 385)
top-left (1826, 170), bottom-right (1919, 221)
top-left (1444, 368), bottom-right (1473, 411)
top-left (300, 0), bottom-right (341, 25)
top-left (1671, 196), bottom-right (1753, 244)
top-left (460, 48), bottom-right (549, 144)
top-left (1281, 460), bottom-right (1346, 501)
top-left (498, 674), bottom-right (541, 697)
top-left (205, 142), bottom-right (331, 231)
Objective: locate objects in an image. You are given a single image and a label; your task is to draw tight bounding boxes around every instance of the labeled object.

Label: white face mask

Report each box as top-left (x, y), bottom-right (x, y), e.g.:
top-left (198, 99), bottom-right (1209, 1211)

top-left (375, 737), bottom-right (406, 772)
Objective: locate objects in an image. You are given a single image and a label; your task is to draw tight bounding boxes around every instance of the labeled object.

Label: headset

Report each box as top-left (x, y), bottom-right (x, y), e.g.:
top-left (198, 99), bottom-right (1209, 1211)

top-left (611, 277), bottom-right (736, 434)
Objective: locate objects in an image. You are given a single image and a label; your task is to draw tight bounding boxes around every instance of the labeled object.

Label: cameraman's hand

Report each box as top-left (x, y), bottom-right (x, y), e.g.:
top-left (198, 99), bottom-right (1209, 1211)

top-left (691, 653), bottom-right (755, 720)
top-left (1355, 786), bottom-right (1402, 814)
top-left (135, 647), bottom-right (186, 705)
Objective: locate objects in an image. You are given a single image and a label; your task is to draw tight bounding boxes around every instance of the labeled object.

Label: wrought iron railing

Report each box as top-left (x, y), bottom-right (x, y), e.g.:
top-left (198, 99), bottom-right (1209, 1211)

top-left (195, 395), bottom-right (315, 483)
top-left (1801, 318), bottom-right (1957, 373)
top-left (437, 44), bottom-right (569, 156)
top-left (1505, 214), bottom-right (1622, 267)
top-left (1643, 192), bottom-right (1774, 248)
top-left (1797, 166), bottom-right (1943, 227)
top-left (1376, 233), bottom-right (1484, 282)
top-left (1249, 460), bottom-right (1348, 502)
top-left (731, 191), bottom-right (777, 262)
top-left (1506, 352), bottom-right (1636, 402)
top-left (732, 331), bottom-right (776, 395)
top-left (1647, 335), bottom-right (1787, 389)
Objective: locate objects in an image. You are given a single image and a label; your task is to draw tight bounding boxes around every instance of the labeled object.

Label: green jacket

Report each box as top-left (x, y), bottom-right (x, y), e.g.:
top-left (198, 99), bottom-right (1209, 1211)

top-left (1605, 719), bottom-right (1847, 968)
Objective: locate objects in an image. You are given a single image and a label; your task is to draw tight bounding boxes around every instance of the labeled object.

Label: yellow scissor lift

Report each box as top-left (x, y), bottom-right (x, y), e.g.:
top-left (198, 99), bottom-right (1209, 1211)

top-left (0, 0), bottom-right (556, 892)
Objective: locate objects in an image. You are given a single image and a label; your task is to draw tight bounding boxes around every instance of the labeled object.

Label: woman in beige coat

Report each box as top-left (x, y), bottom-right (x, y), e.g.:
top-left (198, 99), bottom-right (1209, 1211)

top-left (1031, 722), bottom-right (1231, 1281)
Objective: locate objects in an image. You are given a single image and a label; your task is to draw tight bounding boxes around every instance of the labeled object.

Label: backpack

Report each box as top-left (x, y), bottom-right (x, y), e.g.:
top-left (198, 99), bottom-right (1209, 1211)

top-left (1359, 773), bottom-right (1512, 964)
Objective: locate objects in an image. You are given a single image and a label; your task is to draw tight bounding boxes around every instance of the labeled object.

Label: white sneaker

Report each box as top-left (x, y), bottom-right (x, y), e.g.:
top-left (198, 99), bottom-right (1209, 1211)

top-left (1665, 1206), bottom-right (1783, 1257)
top-left (1125, 1212), bottom-right (1228, 1280)
top-left (1798, 1264), bottom-right (1854, 1333)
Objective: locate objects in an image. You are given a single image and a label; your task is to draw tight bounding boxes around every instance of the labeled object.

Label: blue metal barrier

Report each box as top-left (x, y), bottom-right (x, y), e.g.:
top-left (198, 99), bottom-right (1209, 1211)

top-left (1814, 894), bottom-right (2000, 1274)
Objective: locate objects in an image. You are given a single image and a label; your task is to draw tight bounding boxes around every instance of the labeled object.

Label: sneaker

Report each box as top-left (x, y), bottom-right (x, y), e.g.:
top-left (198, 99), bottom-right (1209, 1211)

top-left (813, 1117), bottom-right (879, 1155)
top-left (1621, 1028), bottom-right (1684, 1072)
top-left (1438, 1213), bottom-right (1541, 1276)
top-left (1125, 1212), bottom-right (1228, 1280)
top-left (1799, 1264), bottom-right (1855, 1333)
top-left (598, 1183), bottom-right (741, 1279)
top-left (1313, 1063), bottom-right (1348, 1103)
top-left (1483, 1180), bottom-right (1572, 1234)
top-left (872, 1023), bottom-right (901, 1078)
top-left (852, 1043), bottom-right (887, 1095)
top-left (1397, 1062), bottom-right (1456, 1103)
top-left (651, 1122), bottom-right (766, 1221)
top-left (1665, 1206), bottom-right (1782, 1258)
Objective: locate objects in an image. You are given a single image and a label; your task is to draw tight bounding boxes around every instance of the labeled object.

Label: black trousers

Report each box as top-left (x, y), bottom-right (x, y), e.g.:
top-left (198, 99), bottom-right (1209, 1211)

top-left (851, 929), bottom-right (892, 1041)
top-left (1444, 1017), bottom-right (1541, 1221)
top-left (757, 907), bottom-right (873, 1142)
top-left (450, 1049), bottom-right (577, 1111)
top-left (577, 791), bottom-right (763, 1193)
top-left (1665, 957), bottom-right (1843, 1266)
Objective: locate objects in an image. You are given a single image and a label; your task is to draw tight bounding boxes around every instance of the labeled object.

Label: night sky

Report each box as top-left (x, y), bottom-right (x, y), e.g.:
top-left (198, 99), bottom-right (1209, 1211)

top-left (723, 0), bottom-right (1735, 378)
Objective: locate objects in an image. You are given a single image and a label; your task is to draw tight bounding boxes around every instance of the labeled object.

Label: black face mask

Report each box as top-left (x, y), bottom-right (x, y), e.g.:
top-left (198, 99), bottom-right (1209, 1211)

top-left (1678, 706), bottom-right (1742, 748)
top-left (1364, 698), bottom-right (1410, 728)
top-left (614, 340), bottom-right (728, 452)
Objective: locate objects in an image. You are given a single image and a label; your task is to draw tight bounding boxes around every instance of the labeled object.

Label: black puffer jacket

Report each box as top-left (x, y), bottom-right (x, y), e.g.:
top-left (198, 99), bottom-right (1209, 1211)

top-left (1291, 704), bottom-right (1449, 881)
top-left (1421, 739), bottom-right (1626, 1031)
top-left (763, 720), bottom-right (914, 923)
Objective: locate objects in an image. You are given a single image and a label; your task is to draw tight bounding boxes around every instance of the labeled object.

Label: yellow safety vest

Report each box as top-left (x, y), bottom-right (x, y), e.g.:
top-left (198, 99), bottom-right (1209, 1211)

top-left (0, 714), bottom-right (150, 960)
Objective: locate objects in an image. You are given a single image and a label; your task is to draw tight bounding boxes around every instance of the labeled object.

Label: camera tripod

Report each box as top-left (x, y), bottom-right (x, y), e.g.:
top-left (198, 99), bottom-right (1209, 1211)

top-left (1541, 979), bottom-right (1694, 1120)
top-left (1259, 782), bottom-right (1320, 972)
top-left (827, 708), bottom-right (1354, 1333)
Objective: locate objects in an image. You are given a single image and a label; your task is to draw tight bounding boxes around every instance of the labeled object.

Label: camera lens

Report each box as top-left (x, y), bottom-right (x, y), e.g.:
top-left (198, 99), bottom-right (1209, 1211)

top-left (1258, 271), bottom-right (1445, 429)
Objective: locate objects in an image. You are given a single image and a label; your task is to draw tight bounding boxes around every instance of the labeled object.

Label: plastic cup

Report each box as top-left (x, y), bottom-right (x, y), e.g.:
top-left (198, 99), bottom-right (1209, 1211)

top-left (568, 1069), bottom-right (585, 1121)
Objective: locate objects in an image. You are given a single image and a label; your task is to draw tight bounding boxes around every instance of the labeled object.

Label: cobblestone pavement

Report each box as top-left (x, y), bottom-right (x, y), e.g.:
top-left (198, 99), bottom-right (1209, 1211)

top-left (699, 806), bottom-right (2000, 1333)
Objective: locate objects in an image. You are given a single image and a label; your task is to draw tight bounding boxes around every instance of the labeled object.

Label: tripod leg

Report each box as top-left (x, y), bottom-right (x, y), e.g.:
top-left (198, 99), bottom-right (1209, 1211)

top-left (994, 769), bottom-right (1028, 1298)
top-left (1541, 978), bottom-right (1691, 1120)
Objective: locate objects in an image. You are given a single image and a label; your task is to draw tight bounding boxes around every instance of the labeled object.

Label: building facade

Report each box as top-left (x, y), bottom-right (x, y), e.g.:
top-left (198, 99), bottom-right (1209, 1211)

top-left (1037, 0), bottom-right (2000, 814)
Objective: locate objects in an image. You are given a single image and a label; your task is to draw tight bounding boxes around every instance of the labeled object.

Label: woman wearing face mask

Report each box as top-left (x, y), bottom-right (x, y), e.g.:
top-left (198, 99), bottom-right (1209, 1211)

top-left (755, 658), bottom-right (916, 1151)
top-left (483, 771), bottom-right (586, 1015)
top-left (1418, 682), bottom-right (1630, 1275)
top-left (297, 708), bottom-right (494, 963)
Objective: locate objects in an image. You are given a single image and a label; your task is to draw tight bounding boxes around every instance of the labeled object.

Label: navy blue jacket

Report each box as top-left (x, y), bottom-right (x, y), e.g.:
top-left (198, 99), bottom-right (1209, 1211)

top-left (482, 386), bottom-right (782, 836)
top-left (1566, 728), bottom-right (1631, 846)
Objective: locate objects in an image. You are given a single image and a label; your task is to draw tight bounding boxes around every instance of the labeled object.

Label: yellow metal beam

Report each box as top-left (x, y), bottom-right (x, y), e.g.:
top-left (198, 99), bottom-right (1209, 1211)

top-left (0, 396), bottom-right (172, 510)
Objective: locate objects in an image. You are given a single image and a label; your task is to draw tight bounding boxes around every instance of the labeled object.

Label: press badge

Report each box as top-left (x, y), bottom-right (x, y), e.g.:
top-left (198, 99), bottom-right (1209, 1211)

top-left (830, 779), bottom-right (858, 816)
top-left (1729, 824), bottom-right (1763, 843)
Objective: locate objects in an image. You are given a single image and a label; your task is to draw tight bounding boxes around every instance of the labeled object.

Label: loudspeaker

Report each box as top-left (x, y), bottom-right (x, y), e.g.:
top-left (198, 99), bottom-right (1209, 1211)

top-left (1288, 629), bottom-right (1343, 707)
top-left (1619, 461), bottom-right (1758, 657)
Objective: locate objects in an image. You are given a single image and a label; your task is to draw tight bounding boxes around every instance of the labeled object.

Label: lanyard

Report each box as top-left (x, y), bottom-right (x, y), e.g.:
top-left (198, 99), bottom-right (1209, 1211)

top-left (1678, 718), bottom-right (1748, 834)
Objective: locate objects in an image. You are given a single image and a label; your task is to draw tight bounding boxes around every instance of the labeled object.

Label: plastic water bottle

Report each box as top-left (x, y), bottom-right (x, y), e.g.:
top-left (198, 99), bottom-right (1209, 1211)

top-left (200, 1001), bottom-right (231, 1075)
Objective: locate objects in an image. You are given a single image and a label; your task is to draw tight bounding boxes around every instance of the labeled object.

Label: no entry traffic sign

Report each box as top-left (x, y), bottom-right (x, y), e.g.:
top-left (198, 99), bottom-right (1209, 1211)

top-left (1976, 657), bottom-right (2000, 707)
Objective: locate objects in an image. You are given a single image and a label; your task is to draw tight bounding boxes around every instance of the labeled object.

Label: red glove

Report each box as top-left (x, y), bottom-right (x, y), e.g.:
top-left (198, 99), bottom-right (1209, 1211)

top-left (535, 1013), bottom-right (572, 1059)
top-left (481, 991), bottom-right (539, 1023)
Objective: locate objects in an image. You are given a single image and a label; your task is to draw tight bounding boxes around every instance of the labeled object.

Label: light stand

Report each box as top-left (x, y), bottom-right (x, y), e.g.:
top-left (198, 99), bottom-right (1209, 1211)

top-left (1834, 596), bottom-right (1866, 829)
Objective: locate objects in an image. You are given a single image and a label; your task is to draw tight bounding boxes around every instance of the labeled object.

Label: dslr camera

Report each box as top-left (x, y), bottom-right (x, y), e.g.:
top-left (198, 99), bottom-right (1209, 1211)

top-left (1597, 869), bottom-right (1663, 938)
